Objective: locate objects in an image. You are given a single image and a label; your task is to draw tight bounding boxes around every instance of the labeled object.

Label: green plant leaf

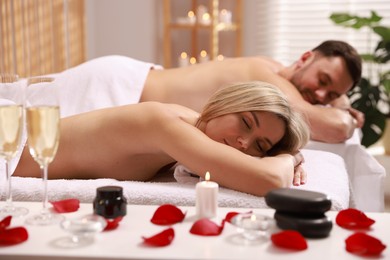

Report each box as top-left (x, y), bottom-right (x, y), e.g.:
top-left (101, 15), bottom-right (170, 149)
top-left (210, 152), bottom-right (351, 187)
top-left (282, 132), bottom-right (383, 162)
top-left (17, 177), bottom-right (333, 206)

top-left (373, 26), bottom-right (390, 41)
top-left (360, 109), bottom-right (386, 147)
top-left (374, 40), bottom-right (390, 63)
top-left (369, 11), bottom-right (382, 23)
top-left (329, 13), bottom-right (355, 25)
top-left (329, 11), bottom-right (382, 29)
top-left (360, 54), bottom-right (376, 62)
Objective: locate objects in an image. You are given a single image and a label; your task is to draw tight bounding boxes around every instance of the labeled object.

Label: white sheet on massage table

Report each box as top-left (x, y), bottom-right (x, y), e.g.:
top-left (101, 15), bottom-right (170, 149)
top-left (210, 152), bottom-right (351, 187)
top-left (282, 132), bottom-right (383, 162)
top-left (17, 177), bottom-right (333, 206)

top-left (2, 150), bottom-right (350, 211)
top-left (305, 130), bottom-right (386, 212)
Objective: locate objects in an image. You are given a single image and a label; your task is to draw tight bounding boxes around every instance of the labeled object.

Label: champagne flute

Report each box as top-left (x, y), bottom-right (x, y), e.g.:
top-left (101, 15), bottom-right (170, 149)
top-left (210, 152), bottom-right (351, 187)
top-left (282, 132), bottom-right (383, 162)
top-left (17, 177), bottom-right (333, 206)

top-left (25, 77), bottom-right (63, 225)
top-left (0, 74), bottom-right (29, 217)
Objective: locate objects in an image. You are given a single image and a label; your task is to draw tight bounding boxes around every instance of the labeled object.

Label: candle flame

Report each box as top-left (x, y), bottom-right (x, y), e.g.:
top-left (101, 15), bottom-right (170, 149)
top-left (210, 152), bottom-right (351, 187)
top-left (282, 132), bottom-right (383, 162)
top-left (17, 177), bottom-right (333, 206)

top-left (188, 11), bottom-right (195, 18)
top-left (190, 57), bottom-right (197, 65)
top-left (217, 55), bottom-right (224, 61)
top-left (205, 171), bottom-right (210, 181)
top-left (180, 52), bottom-right (188, 59)
top-left (202, 13), bottom-right (210, 21)
top-left (251, 214), bottom-right (256, 221)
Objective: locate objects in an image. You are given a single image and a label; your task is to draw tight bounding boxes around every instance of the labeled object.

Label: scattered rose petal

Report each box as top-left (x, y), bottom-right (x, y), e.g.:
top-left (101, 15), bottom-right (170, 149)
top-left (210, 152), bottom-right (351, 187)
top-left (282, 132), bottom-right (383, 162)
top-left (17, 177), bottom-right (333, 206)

top-left (104, 216), bottom-right (123, 231)
top-left (189, 218), bottom-right (225, 236)
top-left (0, 227), bottom-right (29, 245)
top-left (271, 230), bottom-right (308, 251)
top-left (336, 208), bottom-right (375, 229)
top-left (150, 204), bottom-right (186, 225)
top-left (50, 198), bottom-right (80, 213)
top-left (0, 216), bottom-right (11, 230)
top-left (224, 212), bottom-right (240, 223)
top-left (345, 232), bottom-right (386, 256)
top-left (224, 211), bottom-right (252, 223)
top-left (142, 228), bottom-right (175, 247)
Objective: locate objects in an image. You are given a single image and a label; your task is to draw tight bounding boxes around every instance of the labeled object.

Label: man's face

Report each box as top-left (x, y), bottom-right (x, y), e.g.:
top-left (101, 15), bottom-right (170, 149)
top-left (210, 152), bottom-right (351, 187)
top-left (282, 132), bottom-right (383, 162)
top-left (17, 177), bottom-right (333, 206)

top-left (290, 53), bottom-right (354, 105)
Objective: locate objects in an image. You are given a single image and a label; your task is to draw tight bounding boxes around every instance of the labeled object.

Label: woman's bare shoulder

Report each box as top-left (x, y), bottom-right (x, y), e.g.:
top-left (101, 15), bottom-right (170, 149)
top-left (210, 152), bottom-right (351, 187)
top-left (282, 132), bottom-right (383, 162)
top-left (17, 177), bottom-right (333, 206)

top-left (131, 102), bottom-right (199, 126)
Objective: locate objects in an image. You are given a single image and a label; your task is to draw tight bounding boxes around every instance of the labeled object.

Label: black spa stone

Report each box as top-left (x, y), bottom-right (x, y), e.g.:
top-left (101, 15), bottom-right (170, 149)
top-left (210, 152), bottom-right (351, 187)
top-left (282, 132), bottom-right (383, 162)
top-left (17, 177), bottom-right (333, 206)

top-left (265, 188), bottom-right (332, 214)
top-left (274, 211), bottom-right (333, 238)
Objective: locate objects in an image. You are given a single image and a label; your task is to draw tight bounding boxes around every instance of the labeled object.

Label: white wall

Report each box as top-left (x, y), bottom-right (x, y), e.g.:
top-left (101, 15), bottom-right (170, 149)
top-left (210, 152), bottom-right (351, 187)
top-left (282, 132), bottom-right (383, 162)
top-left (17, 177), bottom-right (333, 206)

top-left (85, 0), bottom-right (160, 63)
top-left (85, 0), bottom-right (259, 65)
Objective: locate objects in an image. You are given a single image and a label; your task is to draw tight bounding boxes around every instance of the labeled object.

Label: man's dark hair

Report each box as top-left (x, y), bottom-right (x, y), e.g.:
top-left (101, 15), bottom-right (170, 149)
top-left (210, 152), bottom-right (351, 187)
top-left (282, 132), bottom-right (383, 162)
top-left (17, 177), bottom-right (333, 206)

top-left (312, 40), bottom-right (362, 89)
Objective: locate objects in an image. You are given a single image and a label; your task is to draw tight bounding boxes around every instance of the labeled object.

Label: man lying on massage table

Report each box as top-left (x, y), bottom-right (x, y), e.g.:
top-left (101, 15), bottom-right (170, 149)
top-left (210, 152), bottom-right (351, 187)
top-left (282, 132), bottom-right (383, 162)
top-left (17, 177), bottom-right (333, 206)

top-left (8, 40), bottom-right (363, 144)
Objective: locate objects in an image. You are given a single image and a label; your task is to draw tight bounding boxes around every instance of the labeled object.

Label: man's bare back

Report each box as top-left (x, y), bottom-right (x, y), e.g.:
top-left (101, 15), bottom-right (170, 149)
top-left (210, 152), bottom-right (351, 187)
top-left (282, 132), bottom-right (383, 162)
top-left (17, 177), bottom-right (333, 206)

top-left (141, 56), bottom-right (288, 112)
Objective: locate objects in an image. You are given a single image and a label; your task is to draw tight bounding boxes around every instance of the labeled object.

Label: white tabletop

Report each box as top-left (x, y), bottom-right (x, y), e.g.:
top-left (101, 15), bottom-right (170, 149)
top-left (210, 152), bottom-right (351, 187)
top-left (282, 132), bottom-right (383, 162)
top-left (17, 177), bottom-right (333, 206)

top-left (0, 202), bottom-right (389, 260)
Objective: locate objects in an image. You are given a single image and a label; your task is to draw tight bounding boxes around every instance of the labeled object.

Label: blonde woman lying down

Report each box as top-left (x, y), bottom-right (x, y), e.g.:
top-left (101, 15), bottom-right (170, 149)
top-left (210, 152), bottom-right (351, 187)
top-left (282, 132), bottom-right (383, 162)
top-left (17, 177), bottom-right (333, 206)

top-left (14, 81), bottom-right (310, 197)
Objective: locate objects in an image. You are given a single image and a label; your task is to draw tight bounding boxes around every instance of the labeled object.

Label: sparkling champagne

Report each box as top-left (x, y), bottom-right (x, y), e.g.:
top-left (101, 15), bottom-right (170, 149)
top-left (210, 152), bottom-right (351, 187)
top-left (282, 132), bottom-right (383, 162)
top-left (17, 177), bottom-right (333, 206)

top-left (0, 105), bottom-right (23, 160)
top-left (26, 106), bottom-right (60, 167)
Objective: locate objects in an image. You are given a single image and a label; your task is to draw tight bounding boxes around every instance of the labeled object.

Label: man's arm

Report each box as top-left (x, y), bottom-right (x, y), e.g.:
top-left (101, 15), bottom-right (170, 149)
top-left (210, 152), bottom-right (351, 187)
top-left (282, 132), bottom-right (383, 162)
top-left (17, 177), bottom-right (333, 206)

top-left (300, 103), bottom-right (357, 143)
top-left (330, 95), bottom-right (365, 128)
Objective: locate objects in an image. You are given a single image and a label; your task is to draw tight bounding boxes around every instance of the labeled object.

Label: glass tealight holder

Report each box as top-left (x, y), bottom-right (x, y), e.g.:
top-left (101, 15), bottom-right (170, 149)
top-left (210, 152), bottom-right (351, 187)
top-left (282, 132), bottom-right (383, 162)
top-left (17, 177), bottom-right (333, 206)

top-left (230, 213), bottom-right (274, 241)
top-left (58, 214), bottom-right (107, 248)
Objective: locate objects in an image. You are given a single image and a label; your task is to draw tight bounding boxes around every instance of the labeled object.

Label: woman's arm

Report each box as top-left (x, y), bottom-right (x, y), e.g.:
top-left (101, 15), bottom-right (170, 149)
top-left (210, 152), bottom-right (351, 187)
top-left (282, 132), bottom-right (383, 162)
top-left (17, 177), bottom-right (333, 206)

top-left (150, 105), bottom-right (298, 197)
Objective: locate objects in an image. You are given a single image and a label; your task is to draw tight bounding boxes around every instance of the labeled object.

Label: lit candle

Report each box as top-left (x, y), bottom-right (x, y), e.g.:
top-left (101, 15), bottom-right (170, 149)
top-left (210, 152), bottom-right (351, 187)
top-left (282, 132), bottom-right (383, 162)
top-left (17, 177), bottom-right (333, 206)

top-left (217, 54), bottom-right (225, 61)
top-left (196, 172), bottom-right (218, 219)
top-left (230, 213), bottom-right (272, 240)
top-left (196, 5), bottom-right (207, 23)
top-left (187, 11), bottom-right (196, 24)
top-left (201, 13), bottom-right (211, 25)
top-left (178, 52), bottom-right (189, 67)
top-left (198, 50), bottom-right (210, 63)
top-left (219, 9), bottom-right (232, 24)
top-left (189, 57), bottom-right (197, 65)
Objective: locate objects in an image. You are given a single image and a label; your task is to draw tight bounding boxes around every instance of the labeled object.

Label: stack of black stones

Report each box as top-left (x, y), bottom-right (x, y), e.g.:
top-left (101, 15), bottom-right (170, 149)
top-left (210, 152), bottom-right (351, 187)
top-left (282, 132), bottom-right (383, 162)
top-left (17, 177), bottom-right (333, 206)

top-left (265, 188), bottom-right (333, 238)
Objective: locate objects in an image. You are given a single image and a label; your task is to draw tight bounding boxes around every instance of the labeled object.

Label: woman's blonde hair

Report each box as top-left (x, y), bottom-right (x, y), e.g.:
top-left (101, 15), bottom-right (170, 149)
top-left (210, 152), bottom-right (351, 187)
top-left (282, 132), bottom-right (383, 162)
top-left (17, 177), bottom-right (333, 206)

top-left (196, 81), bottom-right (310, 155)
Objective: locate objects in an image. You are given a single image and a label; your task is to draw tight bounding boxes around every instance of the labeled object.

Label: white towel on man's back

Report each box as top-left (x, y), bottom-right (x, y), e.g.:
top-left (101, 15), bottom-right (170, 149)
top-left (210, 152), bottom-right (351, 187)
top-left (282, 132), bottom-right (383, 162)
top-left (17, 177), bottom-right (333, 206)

top-left (26, 56), bottom-right (162, 118)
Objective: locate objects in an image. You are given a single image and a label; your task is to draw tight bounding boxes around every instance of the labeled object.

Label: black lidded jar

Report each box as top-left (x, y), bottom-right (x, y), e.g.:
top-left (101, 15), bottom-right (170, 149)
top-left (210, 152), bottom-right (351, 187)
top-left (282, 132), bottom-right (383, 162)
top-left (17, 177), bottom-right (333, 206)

top-left (93, 186), bottom-right (127, 219)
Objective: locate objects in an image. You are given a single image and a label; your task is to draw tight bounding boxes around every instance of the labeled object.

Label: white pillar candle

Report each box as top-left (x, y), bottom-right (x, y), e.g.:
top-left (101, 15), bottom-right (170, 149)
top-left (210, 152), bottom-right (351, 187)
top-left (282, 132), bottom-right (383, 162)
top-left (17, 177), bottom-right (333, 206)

top-left (187, 11), bottom-right (196, 24)
top-left (196, 5), bottom-right (207, 23)
top-left (178, 52), bottom-right (189, 67)
top-left (196, 172), bottom-right (218, 219)
top-left (198, 50), bottom-right (210, 63)
top-left (219, 9), bottom-right (232, 24)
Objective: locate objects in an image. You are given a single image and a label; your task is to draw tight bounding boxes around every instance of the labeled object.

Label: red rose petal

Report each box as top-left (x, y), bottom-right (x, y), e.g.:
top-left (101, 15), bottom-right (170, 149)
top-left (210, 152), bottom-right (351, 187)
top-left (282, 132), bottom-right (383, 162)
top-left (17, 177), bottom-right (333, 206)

top-left (336, 208), bottom-right (375, 229)
top-left (271, 230), bottom-right (308, 251)
top-left (142, 227), bottom-right (175, 247)
top-left (0, 227), bottom-right (29, 245)
top-left (189, 218), bottom-right (225, 236)
top-left (345, 232), bottom-right (386, 256)
top-left (224, 211), bottom-right (252, 223)
top-left (50, 198), bottom-right (80, 213)
top-left (224, 212), bottom-right (240, 223)
top-left (150, 204), bottom-right (186, 225)
top-left (104, 216), bottom-right (123, 231)
top-left (0, 216), bottom-right (12, 230)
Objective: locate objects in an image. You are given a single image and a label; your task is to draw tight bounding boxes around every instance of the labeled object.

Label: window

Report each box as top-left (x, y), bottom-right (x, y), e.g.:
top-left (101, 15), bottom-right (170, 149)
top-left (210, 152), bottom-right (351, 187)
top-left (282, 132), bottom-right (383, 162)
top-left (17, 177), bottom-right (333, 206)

top-left (0, 0), bottom-right (85, 77)
top-left (255, 0), bottom-right (390, 80)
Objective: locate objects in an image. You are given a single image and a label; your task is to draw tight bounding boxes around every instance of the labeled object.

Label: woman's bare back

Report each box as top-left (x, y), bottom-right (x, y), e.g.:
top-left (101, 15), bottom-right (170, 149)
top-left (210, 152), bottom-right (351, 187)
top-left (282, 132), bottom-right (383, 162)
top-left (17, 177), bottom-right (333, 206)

top-left (14, 102), bottom-right (199, 181)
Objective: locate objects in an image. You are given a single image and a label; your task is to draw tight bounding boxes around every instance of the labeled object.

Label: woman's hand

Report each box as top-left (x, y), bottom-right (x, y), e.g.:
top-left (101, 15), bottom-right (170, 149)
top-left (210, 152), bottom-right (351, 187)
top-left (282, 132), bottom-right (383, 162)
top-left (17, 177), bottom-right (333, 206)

top-left (292, 151), bottom-right (306, 186)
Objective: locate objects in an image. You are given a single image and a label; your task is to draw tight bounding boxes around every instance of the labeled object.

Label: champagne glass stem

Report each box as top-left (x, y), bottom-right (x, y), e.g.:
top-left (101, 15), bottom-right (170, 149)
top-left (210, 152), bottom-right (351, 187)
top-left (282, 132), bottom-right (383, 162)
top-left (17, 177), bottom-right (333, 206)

top-left (1, 156), bottom-right (28, 217)
top-left (41, 164), bottom-right (49, 215)
top-left (4, 159), bottom-right (14, 209)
